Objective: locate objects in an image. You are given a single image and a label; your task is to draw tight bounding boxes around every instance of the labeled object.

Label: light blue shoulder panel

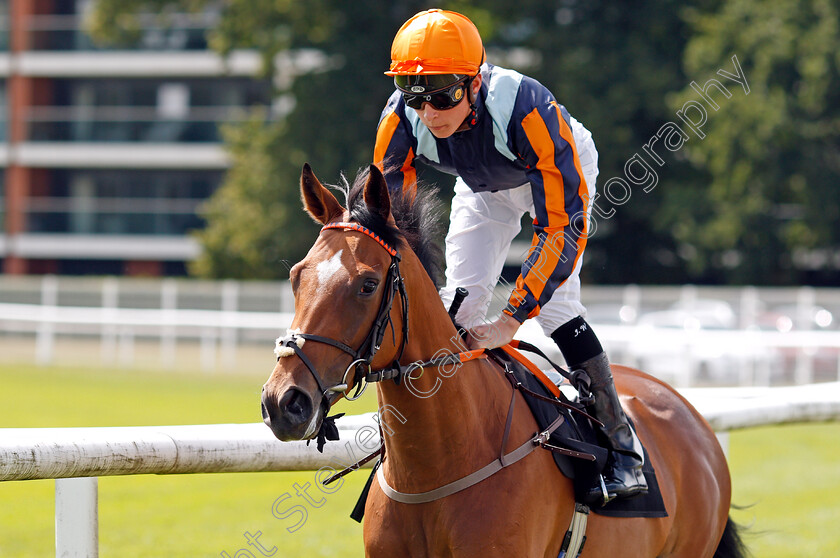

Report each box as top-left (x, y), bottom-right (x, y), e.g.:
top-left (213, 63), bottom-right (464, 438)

top-left (485, 66), bottom-right (524, 162)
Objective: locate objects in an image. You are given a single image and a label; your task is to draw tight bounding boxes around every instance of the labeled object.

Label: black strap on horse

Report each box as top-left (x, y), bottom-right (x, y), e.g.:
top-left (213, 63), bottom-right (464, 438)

top-left (508, 339), bottom-right (593, 397)
top-left (486, 347), bottom-right (603, 428)
top-left (323, 445), bottom-right (383, 486)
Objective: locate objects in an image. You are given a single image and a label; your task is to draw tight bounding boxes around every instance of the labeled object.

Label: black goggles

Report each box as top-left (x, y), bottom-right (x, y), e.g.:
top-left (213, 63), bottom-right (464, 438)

top-left (396, 75), bottom-right (470, 111)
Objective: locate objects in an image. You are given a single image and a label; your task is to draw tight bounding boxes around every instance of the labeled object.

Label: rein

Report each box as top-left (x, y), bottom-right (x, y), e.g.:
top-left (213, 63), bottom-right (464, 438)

top-left (324, 344), bottom-right (600, 493)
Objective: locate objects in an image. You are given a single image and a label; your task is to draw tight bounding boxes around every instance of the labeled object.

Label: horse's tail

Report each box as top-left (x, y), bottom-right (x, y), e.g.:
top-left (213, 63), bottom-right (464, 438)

top-left (713, 516), bottom-right (749, 558)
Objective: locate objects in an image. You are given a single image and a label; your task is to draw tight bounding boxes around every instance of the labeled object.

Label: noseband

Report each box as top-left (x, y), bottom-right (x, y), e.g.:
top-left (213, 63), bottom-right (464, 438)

top-left (276, 221), bottom-right (409, 404)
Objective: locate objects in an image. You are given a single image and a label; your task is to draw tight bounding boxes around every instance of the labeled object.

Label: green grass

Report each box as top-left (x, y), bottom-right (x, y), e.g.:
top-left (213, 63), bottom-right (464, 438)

top-left (0, 363), bottom-right (376, 558)
top-left (0, 363), bottom-right (838, 557)
top-left (728, 423), bottom-right (840, 557)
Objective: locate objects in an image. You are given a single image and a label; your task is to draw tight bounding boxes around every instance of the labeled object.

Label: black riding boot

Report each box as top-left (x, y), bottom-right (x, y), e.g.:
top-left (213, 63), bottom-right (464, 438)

top-left (551, 317), bottom-right (648, 504)
top-left (575, 351), bottom-right (648, 503)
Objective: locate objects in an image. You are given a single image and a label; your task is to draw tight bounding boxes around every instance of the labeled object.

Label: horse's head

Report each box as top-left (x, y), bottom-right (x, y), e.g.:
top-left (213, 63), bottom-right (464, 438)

top-left (261, 163), bottom-right (410, 442)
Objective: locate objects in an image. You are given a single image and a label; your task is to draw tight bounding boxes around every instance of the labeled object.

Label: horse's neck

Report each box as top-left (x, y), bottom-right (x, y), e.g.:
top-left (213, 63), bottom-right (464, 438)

top-left (375, 263), bottom-right (514, 489)
top-left (377, 353), bottom-right (510, 490)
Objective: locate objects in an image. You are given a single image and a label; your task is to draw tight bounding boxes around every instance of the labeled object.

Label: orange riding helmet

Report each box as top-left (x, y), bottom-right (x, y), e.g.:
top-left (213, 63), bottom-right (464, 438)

top-left (386, 9), bottom-right (485, 77)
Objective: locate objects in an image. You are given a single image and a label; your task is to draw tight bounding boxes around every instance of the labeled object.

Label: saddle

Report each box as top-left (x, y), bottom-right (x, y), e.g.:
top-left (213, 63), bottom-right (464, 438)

top-left (486, 344), bottom-right (606, 500)
top-left (488, 342), bottom-right (668, 518)
top-left (336, 341), bottom-right (668, 524)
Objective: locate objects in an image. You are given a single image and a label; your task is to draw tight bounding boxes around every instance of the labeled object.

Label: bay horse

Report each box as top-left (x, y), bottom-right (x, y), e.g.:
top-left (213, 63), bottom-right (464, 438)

top-left (261, 163), bottom-right (745, 557)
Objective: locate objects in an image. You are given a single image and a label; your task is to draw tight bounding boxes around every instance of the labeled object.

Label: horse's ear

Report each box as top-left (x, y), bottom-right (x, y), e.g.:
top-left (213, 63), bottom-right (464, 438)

top-left (300, 163), bottom-right (344, 225)
top-left (363, 164), bottom-right (392, 222)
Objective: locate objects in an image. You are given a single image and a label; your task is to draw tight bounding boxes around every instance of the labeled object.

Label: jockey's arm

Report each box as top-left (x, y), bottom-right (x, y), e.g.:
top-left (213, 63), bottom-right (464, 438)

top-left (499, 101), bottom-right (590, 329)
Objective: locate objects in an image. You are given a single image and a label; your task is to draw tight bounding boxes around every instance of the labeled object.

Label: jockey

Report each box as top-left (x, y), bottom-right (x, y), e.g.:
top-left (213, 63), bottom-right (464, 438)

top-left (373, 8), bottom-right (647, 503)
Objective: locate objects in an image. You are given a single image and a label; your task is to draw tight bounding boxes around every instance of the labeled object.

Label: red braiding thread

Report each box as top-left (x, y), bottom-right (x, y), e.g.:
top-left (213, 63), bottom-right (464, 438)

top-left (321, 222), bottom-right (398, 257)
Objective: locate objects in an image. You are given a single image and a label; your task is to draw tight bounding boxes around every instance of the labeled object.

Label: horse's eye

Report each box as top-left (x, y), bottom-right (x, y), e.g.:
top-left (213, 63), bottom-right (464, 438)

top-left (360, 279), bottom-right (378, 295)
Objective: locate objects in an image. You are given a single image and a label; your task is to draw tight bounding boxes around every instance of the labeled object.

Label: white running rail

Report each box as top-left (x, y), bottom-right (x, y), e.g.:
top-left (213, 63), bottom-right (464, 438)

top-left (1, 383), bottom-right (839, 556)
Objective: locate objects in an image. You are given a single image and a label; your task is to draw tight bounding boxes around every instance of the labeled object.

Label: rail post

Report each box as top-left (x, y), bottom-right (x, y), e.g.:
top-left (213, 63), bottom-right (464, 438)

top-left (55, 477), bottom-right (98, 557)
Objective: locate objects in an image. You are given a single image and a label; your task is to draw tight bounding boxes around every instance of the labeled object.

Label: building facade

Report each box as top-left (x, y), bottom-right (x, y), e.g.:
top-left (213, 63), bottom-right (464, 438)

top-left (0, 0), bottom-right (274, 275)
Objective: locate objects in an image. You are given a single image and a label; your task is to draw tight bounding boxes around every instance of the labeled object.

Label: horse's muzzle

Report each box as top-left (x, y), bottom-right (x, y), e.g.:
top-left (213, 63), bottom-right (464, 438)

top-left (261, 385), bottom-right (317, 441)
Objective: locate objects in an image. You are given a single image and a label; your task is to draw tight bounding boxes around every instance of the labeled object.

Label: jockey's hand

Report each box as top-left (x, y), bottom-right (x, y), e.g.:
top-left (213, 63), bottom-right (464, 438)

top-left (465, 313), bottom-right (522, 351)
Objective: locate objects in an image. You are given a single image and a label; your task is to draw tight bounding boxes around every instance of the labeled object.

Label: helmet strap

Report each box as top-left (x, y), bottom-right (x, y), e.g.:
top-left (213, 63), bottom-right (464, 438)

top-left (463, 73), bottom-right (480, 129)
top-left (466, 104), bottom-right (478, 128)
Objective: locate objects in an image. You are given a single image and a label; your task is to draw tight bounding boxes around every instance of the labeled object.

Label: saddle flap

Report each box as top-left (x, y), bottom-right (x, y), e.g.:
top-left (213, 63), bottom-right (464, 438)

top-left (487, 346), bottom-right (668, 518)
top-left (487, 347), bottom-right (606, 484)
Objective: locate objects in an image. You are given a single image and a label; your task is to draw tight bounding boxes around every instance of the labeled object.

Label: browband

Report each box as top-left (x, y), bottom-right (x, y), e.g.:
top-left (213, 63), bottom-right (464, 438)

top-left (321, 222), bottom-right (398, 257)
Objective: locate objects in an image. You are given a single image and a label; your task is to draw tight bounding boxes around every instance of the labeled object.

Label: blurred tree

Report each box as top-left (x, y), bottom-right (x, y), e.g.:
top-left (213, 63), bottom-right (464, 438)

top-left (188, 114), bottom-right (315, 279)
top-left (666, 0), bottom-right (840, 284)
top-left (94, 1), bottom-right (838, 286)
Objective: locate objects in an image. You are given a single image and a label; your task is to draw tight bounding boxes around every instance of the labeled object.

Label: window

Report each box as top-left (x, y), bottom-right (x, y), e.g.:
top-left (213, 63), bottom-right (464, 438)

top-left (27, 78), bottom-right (273, 143)
top-left (25, 169), bottom-right (224, 235)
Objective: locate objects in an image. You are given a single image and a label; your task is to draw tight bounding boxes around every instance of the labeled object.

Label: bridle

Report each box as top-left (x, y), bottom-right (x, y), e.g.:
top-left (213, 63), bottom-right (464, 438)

top-left (275, 220), bottom-right (486, 453)
top-left (275, 221), bottom-right (409, 406)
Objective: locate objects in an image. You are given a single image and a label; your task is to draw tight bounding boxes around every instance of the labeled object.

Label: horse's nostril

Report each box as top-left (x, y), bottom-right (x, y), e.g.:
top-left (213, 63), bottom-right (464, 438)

top-left (279, 388), bottom-right (313, 426)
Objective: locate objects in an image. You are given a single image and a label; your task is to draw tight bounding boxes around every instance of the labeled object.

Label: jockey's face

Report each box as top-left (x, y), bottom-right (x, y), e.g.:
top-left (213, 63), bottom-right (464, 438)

top-left (412, 74), bottom-right (482, 138)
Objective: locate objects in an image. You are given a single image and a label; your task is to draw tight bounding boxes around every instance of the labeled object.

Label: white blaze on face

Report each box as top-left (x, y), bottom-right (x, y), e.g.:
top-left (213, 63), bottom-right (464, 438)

top-left (316, 249), bottom-right (345, 287)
